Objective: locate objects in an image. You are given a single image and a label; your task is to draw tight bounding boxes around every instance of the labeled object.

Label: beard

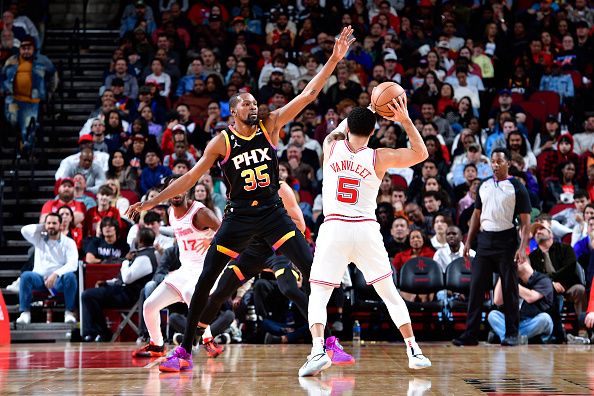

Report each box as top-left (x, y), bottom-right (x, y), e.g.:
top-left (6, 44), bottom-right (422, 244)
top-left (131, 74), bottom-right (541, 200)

top-left (47, 229), bottom-right (59, 237)
top-left (535, 234), bottom-right (551, 244)
top-left (170, 196), bottom-right (184, 207)
top-left (241, 115), bottom-right (259, 126)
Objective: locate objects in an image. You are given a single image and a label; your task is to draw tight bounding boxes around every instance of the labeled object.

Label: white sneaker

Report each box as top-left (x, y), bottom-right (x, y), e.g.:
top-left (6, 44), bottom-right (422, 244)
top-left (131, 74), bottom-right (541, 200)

top-left (407, 378), bottom-right (432, 396)
top-left (16, 311), bottom-right (31, 324)
top-left (64, 311), bottom-right (77, 323)
top-left (408, 353), bottom-right (432, 369)
top-left (6, 277), bottom-right (20, 293)
top-left (298, 352), bottom-right (332, 377)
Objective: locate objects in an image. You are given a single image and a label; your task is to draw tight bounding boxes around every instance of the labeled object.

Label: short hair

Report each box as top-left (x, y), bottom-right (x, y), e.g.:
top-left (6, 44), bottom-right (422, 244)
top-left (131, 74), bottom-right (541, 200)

top-left (464, 163), bottom-right (477, 172)
top-left (143, 210), bottom-right (161, 224)
top-left (45, 212), bottom-right (62, 224)
top-left (163, 174), bottom-right (182, 189)
top-left (347, 107), bottom-right (377, 137)
top-left (423, 190), bottom-right (442, 202)
top-left (173, 158), bottom-right (191, 168)
top-left (423, 121), bottom-right (438, 131)
top-left (574, 190), bottom-right (589, 200)
top-left (138, 227), bottom-right (156, 247)
top-left (491, 147), bottom-right (511, 161)
top-left (100, 216), bottom-right (119, 235)
top-left (97, 185), bottom-right (114, 196)
top-left (534, 213), bottom-right (552, 223)
top-left (229, 94), bottom-right (243, 110)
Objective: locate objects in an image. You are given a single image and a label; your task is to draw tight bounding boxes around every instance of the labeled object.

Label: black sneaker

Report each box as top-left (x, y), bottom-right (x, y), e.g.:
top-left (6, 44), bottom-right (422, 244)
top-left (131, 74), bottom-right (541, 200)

top-left (501, 335), bottom-right (519, 346)
top-left (452, 336), bottom-right (479, 346)
top-left (487, 331), bottom-right (500, 344)
top-left (264, 332), bottom-right (282, 344)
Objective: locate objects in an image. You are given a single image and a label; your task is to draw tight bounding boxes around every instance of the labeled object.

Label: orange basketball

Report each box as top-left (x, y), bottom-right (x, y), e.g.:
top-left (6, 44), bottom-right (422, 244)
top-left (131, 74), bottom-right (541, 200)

top-left (371, 82), bottom-right (406, 118)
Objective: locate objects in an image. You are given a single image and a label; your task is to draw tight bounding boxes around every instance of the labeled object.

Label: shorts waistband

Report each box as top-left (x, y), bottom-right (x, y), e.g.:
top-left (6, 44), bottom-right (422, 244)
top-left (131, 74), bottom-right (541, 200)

top-left (227, 195), bottom-right (281, 208)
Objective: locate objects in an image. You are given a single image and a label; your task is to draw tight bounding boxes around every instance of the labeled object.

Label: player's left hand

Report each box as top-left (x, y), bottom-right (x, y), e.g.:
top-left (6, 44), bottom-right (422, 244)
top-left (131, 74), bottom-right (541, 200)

top-left (330, 26), bottom-right (356, 62)
top-left (585, 312), bottom-right (594, 328)
top-left (197, 238), bottom-right (212, 254)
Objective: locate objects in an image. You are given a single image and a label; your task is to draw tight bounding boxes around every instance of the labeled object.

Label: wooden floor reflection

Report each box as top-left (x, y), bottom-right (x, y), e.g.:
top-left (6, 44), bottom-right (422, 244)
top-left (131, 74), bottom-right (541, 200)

top-left (1, 342), bottom-right (593, 395)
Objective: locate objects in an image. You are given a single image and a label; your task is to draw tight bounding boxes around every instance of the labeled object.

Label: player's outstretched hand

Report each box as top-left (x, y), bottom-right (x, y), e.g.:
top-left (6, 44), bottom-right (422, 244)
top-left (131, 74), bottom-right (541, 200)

top-left (125, 201), bottom-right (154, 222)
top-left (385, 96), bottom-right (410, 124)
top-left (330, 25), bottom-right (356, 62)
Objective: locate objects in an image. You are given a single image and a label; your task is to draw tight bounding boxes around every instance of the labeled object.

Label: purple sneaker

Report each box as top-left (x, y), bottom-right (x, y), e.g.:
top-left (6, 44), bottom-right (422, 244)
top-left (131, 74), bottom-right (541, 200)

top-left (159, 346), bottom-right (193, 372)
top-left (325, 336), bottom-right (355, 365)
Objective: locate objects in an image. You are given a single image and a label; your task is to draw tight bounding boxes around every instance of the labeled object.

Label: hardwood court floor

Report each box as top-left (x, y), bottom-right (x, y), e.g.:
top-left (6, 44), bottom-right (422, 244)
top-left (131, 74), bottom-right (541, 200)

top-left (1, 342), bottom-right (593, 395)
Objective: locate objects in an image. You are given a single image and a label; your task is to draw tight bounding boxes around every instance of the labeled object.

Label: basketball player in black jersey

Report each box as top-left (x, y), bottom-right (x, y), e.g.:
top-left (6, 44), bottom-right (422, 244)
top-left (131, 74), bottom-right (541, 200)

top-left (126, 26), bottom-right (355, 372)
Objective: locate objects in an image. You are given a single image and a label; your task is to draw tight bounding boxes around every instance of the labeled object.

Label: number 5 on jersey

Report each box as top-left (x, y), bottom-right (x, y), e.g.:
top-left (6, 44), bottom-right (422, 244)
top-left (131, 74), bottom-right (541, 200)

top-left (336, 176), bottom-right (360, 204)
top-left (241, 164), bottom-right (271, 191)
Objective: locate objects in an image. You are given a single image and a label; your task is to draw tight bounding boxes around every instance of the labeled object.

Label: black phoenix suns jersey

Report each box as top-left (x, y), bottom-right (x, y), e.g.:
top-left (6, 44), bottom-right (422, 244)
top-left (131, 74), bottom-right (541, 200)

top-left (219, 121), bottom-right (279, 202)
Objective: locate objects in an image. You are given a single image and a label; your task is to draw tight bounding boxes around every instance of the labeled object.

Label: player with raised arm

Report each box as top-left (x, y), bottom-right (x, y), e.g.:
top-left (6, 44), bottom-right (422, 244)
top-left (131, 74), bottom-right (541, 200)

top-left (299, 97), bottom-right (432, 377)
top-left (126, 26), bottom-right (355, 373)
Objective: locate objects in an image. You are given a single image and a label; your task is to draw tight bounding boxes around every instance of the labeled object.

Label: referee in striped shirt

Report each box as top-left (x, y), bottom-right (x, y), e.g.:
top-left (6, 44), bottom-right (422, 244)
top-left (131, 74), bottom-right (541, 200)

top-left (453, 148), bottom-right (532, 347)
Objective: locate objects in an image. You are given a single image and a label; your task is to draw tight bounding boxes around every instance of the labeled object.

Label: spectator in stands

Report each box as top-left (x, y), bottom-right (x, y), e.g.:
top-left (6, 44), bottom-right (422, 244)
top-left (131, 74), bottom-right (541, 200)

top-left (110, 78), bottom-right (133, 119)
top-left (120, 1), bottom-right (156, 37)
top-left (326, 66), bottom-right (363, 106)
top-left (83, 185), bottom-right (125, 238)
top-left (507, 130), bottom-right (537, 171)
top-left (434, 226), bottom-right (475, 273)
top-left (105, 178), bottom-right (131, 218)
top-left (71, 173), bottom-right (97, 210)
top-left (392, 230), bottom-right (435, 290)
top-left (573, 204), bottom-right (594, 248)
top-left (485, 118), bottom-right (517, 158)
top-left (128, 210), bottom-right (174, 255)
top-left (80, 90), bottom-right (118, 134)
top-left (573, 115), bottom-right (594, 156)
top-left (193, 181), bottom-right (223, 220)
top-left (404, 202), bottom-right (433, 236)
top-left (104, 58), bottom-right (138, 99)
top-left (1, 35), bottom-right (56, 154)
top-left (40, 178), bottom-right (86, 225)
top-left (106, 149), bottom-right (138, 192)
top-left (171, 158), bottom-right (190, 175)
top-left (138, 105), bottom-right (163, 141)
top-left (419, 101), bottom-right (454, 146)
top-left (0, 28), bottom-right (17, 65)
top-left (429, 214), bottom-right (451, 250)
top-left (84, 217), bottom-right (130, 264)
top-left (145, 58), bottom-right (171, 97)
top-left (530, 222), bottom-right (586, 316)
top-left (384, 216), bottom-right (410, 259)
top-left (176, 78), bottom-right (209, 121)
top-left (56, 135), bottom-right (109, 178)
top-left (280, 128), bottom-right (320, 172)
top-left (487, 259), bottom-right (554, 344)
top-left (540, 62), bottom-right (574, 105)
top-left (1, 10), bottom-right (27, 45)
top-left (175, 58), bottom-right (208, 98)
top-left (544, 161), bottom-right (579, 212)
top-left (450, 144), bottom-right (492, 187)
top-left (59, 147), bottom-right (106, 194)
top-left (126, 132), bottom-right (148, 170)
top-left (81, 227), bottom-right (157, 342)
top-left (58, 206), bottom-right (83, 250)
top-left (537, 134), bottom-right (579, 182)
top-left (199, 173), bottom-right (226, 213)
top-left (16, 214), bottom-right (78, 324)
top-left (552, 190), bottom-right (590, 231)
top-left (139, 149), bottom-right (171, 195)
top-left (163, 136), bottom-right (197, 169)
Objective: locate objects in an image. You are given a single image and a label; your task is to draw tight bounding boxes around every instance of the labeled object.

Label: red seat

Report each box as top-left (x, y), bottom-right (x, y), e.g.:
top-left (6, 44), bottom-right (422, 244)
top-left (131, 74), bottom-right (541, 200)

top-left (548, 203), bottom-right (575, 216)
top-left (390, 174), bottom-right (408, 189)
top-left (564, 70), bottom-right (582, 89)
top-left (83, 263), bottom-right (121, 290)
top-left (120, 190), bottom-right (139, 205)
top-left (529, 91), bottom-right (560, 116)
top-left (520, 101), bottom-right (547, 125)
top-left (561, 233), bottom-right (572, 245)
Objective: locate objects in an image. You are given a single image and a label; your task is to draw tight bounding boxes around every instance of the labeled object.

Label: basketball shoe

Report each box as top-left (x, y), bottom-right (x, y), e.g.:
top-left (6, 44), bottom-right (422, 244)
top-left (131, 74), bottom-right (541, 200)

top-left (325, 336), bottom-right (355, 365)
top-left (299, 351), bottom-right (332, 377)
top-left (158, 346), bottom-right (193, 372)
top-left (406, 344), bottom-right (431, 370)
top-left (132, 342), bottom-right (165, 358)
top-left (203, 337), bottom-right (225, 358)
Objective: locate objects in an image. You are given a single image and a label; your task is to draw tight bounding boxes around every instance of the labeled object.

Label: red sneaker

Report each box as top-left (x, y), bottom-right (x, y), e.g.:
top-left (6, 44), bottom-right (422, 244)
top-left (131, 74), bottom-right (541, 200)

top-left (132, 342), bottom-right (165, 358)
top-left (203, 337), bottom-right (225, 358)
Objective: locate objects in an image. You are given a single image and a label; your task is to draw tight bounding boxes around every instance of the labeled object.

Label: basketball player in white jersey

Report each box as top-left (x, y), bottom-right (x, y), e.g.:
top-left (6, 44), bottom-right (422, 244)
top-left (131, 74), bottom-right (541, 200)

top-left (133, 175), bottom-right (221, 359)
top-left (299, 97), bottom-right (432, 376)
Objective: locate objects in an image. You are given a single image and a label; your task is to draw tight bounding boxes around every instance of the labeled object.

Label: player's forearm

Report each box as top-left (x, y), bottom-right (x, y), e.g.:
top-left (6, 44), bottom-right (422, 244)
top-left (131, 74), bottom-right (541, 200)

top-left (401, 118), bottom-right (428, 161)
top-left (301, 58), bottom-right (339, 101)
top-left (518, 217), bottom-right (531, 252)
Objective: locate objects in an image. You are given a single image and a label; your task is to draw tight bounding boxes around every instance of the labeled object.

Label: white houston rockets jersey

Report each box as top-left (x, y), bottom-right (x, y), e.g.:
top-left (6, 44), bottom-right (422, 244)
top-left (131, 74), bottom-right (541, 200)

top-left (322, 140), bottom-right (381, 221)
top-left (169, 201), bottom-right (214, 268)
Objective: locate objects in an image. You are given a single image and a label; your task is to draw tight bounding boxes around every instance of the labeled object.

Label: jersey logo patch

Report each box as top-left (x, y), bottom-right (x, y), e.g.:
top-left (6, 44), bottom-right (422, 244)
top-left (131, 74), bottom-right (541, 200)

top-left (233, 140), bottom-right (240, 148)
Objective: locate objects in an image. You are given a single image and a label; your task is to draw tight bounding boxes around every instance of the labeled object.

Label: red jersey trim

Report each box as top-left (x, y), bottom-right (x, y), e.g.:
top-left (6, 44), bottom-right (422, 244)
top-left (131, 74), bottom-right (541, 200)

top-left (366, 271), bottom-right (394, 285)
top-left (328, 141), bottom-right (338, 159)
top-left (310, 279), bottom-right (341, 288)
top-left (344, 140), bottom-right (368, 154)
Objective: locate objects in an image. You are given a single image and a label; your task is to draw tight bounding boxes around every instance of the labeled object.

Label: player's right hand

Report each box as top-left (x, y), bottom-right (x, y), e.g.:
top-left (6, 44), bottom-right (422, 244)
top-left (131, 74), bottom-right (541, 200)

top-left (385, 96), bottom-right (410, 124)
top-left (125, 201), bottom-right (153, 221)
top-left (463, 244), bottom-right (471, 261)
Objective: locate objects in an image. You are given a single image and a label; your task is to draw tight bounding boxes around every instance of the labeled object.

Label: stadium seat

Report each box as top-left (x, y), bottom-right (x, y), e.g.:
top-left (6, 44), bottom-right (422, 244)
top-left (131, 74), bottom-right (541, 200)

top-left (548, 203), bottom-right (575, 216)
top-left (520, 101), bottom-right (547, 125)
top-left (390, 174), bottom-right (408, 189)
top-left (529, 91), bottom-right (560, 116)
top-left (120, 189), bottom-right (139, 205)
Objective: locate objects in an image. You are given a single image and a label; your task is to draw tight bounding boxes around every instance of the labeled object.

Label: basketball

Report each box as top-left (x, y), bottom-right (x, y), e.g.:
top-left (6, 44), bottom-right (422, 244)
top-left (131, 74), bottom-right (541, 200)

top-left (371, 82), bottom-right (406, 118)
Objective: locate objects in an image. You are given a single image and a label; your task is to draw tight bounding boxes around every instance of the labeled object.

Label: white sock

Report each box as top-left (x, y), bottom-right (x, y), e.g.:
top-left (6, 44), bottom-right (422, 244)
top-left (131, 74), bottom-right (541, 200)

top-left (404, 337), bottom-right (420, 355)
top-left (203, 326), bottom-right (213, 341)
top-left (311, 337), bottom-right (325, 355)
top-left (143, 283), bottom-right (181, 347)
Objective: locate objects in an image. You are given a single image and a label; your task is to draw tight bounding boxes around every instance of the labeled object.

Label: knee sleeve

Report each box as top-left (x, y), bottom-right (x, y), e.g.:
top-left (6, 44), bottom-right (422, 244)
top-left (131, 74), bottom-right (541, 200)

top-left (307, 283), bottom-right (334, 327)
top-left (372, 277), bottom-right (411, 328)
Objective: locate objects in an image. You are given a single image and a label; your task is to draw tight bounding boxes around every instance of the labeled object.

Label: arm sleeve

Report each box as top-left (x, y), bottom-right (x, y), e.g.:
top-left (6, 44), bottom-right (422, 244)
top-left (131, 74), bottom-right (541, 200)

top-left (474, 180), bottom-right (485, 210)
top-left (21, 224), bottom-right (43, 245)
top-left (55, 237), bottom-right (79, 276)
top-left (512, 178), bottom-right (532, 214)
top-left (121, 256), bottom-right (153, 284)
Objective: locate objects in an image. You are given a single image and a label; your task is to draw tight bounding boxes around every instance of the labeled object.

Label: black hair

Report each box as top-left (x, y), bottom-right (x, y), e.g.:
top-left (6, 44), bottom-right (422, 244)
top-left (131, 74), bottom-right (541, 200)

top-left (100, 216), bottom-right (119, 235)
top-left (229, 94), bottom-right (243, 110)
top-left (45, 212), bottom-right (62, 224)
top-left (491, 147), bottom-right (511, 161)
top-left (347, 107), bottom-right (376, 137)
top-left (423, 190), bottom-right (442, 202)
top-left (574, 190), bottom-right (589, 200)
top-left (143, 210), bottom-right (161, 224)
top-left (423, 121), bottom-right (438, 131)
top-left (464, 163), bottom-right (477, 172)
top-left (506, 130), bottom-right (528, 156)
top-left (163, 174), bottom-right (182, 189)
top-left (138, 227), bottom-right (156, 247)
